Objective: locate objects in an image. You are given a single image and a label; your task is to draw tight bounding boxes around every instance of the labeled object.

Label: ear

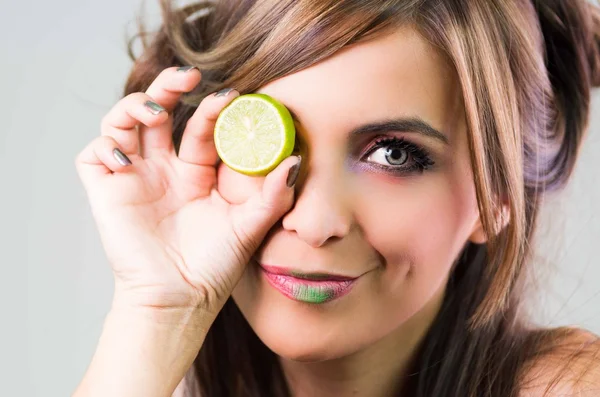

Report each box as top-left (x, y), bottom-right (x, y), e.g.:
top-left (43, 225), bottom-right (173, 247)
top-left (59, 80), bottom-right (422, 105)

top-left (468, 197), bottom-right (510, 244)
top-left (468, 215), bottom-right (488, 244)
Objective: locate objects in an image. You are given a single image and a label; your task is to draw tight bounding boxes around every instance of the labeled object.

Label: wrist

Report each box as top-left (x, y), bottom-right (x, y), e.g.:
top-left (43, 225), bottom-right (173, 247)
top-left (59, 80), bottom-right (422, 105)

top-left (74, 301), bottom-right (216, 397)
top-left (113, 277), bottom-right (215, 309)
top-left (108, 292), bottom-right (219, 337)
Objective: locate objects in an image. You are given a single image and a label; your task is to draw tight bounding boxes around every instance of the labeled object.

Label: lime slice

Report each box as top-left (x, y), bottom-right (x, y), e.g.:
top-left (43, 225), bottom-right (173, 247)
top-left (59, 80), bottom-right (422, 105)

top-left (214, 93), bottom-right (296, 176)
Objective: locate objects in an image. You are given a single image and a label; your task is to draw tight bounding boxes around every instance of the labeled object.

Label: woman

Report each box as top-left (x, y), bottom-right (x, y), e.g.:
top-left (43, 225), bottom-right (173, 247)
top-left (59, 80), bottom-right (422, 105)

top-left (73, 0), bottom-right (600, 396)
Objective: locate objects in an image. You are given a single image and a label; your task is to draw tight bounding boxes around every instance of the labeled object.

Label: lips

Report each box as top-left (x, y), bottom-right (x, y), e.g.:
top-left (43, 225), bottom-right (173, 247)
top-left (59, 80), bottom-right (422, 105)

top-left (259, 264), bottom-right (358, 281)
top-left (258, 263), bottom-right (358, 304)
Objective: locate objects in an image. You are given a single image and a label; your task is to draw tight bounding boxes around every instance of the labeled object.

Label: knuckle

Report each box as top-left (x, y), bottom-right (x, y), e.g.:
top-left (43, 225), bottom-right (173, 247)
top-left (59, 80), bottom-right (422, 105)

top-left (184, 117), bottom-right (198, 133)
top-left (198, 92), bottom-right (213, 108)
top-left (95, 135), bottom-right (114, 149)
top-left (199, 98), bottom-right (222, 121)
top-left (101, 93), bottom-right (151, 130)
top-left (94, 135), bottom-right (106, 145)
top-left (100, 113), bottom-right (111, 129)
top-left (258, 195), bottom-right (278, 212)
top-left (117, 93), bottom-right (148, 111)
top-left (128, 92), bottom-right (150, 104)
top-left (159, 67), bottom-right (174, 79)
top-left (146, 68), bottom-right (173, 88)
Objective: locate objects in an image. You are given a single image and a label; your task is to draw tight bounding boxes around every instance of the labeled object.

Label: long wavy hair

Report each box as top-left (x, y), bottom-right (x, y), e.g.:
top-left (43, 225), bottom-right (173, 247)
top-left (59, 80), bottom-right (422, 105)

top-left (122, 0), bottom-right (600, 395)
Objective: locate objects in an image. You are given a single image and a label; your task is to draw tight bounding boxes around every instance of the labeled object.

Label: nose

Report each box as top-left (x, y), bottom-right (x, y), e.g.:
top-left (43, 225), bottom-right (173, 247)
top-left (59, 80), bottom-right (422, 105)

top-left (281, 167), bottom-right (353, 248)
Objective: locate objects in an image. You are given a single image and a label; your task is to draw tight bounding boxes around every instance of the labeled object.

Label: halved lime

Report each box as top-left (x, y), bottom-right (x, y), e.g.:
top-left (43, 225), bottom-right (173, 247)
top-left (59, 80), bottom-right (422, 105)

top-left (214, 93), bottom-right (296, 176)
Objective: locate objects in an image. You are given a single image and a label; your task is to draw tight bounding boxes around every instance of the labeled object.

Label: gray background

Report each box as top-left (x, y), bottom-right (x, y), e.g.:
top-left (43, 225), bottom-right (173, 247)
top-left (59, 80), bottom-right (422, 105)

top-left (3, 1), bottom-right (599, 396)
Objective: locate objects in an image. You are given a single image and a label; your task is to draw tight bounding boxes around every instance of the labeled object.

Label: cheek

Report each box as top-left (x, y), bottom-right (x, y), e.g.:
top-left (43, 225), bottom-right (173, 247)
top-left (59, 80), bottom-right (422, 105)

top-left (216, 163), bottom-right (264, 204)
top-left (352, 173), bottom-right (475, 293)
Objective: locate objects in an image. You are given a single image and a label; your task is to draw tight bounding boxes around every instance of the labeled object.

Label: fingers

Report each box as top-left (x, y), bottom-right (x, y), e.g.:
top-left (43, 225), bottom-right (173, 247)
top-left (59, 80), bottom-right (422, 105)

top-left (178, 88), bottom-right (240, 166)
top-left (140, 66), bottom-right (202, 157)
top-left (145, 66), bottom-right (202, 112)
top-left (229, 155), bottom-right (302, 253)
top-left (101, 93), bottom-right (169, 155)
top-left (81, 65), bottom-right (204, 184)
top-left (75, 135), bottom-right (134, 187)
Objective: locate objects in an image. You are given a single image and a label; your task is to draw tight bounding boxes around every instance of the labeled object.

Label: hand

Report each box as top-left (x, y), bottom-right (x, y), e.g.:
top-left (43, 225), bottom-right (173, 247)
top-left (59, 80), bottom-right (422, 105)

top-left (75, 66), bottom-right (300, 313)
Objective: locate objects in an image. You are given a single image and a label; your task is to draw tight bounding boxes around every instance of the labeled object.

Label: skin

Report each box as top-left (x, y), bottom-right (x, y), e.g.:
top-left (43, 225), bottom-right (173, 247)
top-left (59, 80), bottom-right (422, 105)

top-left (217, 25), bottom-right (487, 396)
top-left (72, 21), bottom-right (599, 397)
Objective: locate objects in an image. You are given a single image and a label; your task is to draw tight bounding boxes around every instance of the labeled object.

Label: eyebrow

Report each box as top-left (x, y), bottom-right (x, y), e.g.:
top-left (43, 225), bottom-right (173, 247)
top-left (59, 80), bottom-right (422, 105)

top-left (288, 111), bottom-right (449, 145)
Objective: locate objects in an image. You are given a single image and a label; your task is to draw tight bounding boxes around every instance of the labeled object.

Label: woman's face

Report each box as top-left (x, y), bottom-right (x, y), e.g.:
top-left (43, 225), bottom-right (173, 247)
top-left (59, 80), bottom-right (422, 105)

top-left (217, 26), bottom-right (484, 362)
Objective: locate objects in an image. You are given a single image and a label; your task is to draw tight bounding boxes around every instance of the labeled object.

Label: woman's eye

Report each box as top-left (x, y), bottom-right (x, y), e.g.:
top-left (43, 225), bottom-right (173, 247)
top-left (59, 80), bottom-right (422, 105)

top-left (366, 146), bottom-right (409, 166)
top-left (361, 137), bottom-right (435, 175)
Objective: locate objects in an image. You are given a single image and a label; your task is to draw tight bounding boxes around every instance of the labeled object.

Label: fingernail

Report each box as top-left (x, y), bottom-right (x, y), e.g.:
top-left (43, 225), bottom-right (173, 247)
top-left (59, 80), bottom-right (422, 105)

top-left (215, 88), bottom-right (235, 97)
top-left (176, 66), bottom-right (198, 72)
top-left (113, 148), bottom-right (132, 166)
top-left (144, 100), bottom-right (166, 115)
top-left (286, 155), bottom-right (302, 188)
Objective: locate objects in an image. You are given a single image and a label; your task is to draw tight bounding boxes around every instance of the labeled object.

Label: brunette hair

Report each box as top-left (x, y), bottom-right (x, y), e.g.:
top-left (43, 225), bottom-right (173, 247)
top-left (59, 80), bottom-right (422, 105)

top-left (123, 1), bottom-right (600, 396)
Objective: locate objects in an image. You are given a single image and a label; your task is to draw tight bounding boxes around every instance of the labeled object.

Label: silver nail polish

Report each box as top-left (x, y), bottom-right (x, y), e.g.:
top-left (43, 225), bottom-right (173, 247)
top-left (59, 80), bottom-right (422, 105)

top-left (215, 88), bottom-right (234, 97)
top-left (113, 148), bottom-right (132, 166)
top-left (144, 100), bottom-right (166, 115)
top-left (177, 66), bottom-right (198, 72)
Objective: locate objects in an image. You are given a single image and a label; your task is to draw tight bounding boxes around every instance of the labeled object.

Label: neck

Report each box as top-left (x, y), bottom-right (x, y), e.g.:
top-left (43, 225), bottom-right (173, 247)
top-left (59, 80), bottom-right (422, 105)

top-left (278, 288), bottom-right (445, 397)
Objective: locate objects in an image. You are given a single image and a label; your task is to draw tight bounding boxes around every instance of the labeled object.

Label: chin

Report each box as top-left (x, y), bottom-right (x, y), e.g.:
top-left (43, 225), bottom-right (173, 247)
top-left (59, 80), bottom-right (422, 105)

top-left (256, 326), bottom-right (361, 362)
top-left (232, 294), bottom-right (378, 363)
top-left (231, 262), bottom-right (407, 363)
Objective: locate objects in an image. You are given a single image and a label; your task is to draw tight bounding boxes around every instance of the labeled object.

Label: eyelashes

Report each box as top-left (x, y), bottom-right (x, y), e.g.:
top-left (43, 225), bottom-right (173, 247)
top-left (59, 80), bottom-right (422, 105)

top-left (290, 134), bottom-right (436, 176)
top-left (360, 136), bottom-right (435, 175)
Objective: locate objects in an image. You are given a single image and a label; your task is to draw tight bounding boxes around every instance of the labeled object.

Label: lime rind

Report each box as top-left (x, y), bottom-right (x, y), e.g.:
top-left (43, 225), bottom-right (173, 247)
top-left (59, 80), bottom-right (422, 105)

top-left (214, 93), bottom-right (296, 176)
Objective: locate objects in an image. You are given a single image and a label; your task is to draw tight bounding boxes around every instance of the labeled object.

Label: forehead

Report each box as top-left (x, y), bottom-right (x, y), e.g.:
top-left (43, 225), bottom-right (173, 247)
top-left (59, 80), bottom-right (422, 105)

top-left (257, 25), bottom-right (463, 141)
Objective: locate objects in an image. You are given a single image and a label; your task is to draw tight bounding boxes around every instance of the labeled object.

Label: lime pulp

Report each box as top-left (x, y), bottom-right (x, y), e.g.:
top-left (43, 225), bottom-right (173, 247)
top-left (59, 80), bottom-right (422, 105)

top-left (213, 93), bottom-right (296, 176)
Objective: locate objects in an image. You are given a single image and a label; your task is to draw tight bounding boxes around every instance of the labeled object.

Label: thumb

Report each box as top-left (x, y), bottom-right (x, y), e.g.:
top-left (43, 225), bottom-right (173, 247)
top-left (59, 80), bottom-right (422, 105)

top-left (229, 155), bottom-right (302, 254)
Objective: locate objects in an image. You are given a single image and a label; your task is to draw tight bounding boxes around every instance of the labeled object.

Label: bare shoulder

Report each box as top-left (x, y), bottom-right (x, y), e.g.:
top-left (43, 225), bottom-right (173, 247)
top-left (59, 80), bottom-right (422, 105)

top-left (519, 327), bottom-right (600, 396)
